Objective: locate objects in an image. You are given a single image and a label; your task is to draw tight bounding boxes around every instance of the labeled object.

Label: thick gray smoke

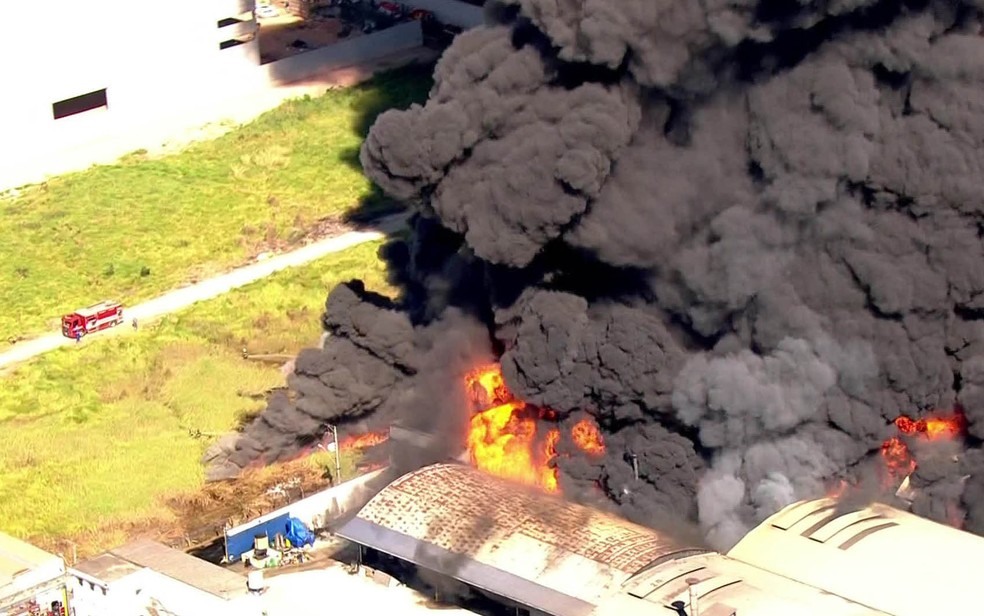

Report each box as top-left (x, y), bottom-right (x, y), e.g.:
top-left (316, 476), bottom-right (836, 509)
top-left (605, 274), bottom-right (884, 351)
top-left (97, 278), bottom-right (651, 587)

top-left (213, 0), bottom-right (984, 550)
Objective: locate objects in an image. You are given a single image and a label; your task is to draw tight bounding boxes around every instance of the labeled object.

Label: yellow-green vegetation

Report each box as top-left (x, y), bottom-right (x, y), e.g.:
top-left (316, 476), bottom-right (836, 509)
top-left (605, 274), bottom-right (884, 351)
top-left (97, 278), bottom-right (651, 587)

top-left (0, 63), bottom-right (431, 343)
top-left (0, 240), bottom-right (396, 554)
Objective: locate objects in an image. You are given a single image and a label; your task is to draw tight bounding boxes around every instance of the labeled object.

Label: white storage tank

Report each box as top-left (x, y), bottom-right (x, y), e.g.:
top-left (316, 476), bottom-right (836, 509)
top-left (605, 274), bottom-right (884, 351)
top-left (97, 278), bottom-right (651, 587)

top-left (247, 569), bottom-right (266, 593)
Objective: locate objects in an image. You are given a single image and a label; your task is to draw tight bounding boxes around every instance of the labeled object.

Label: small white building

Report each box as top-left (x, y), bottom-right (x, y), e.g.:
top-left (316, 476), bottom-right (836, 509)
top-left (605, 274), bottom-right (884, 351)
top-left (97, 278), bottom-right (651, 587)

top-left (70, 539), bottom-right (259, 616)
top-left (0, 532), bottom-right (69, 616)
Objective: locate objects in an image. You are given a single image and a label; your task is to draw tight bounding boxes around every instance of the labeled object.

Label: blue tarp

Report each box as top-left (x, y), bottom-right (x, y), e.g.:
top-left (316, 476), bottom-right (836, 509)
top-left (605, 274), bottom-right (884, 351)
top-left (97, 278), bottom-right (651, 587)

top-left (225, 512), bottom-right (292, 562)
top-left (285, 516), bottom-right (315, 549)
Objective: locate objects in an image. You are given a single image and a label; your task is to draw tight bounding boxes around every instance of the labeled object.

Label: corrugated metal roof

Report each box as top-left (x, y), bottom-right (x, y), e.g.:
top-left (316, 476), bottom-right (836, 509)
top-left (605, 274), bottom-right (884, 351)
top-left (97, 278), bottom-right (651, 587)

top-left (728, 497), bottom-right (984, 616)
top-left (109, 540), bottom-right (246, 600)
top-left (0, 532), bottom-right (61, 586)
top-left (338, 463), bottom-right (691, 615)
top-left (341, 517), bottom-right (597, 616)
top-left (71, 553), bottom-right (142, 584)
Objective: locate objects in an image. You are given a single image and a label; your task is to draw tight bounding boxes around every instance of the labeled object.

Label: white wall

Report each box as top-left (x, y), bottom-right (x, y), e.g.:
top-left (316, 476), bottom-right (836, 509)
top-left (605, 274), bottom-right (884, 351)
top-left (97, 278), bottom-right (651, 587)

top-left (69, 568), bottom-right (260, 616)
top-left (133, 572), bottom-right (254, 616)
top-left (0, 558), bottom-right (64, 598)
top-left (0, 7), bottom-right (426, 192)
top-left (0, 0), bottom-right (263, 134)
top-left (0, 0), bottom-right (266, 191)
top-left (69, 569), bottom-right (152, 616)
top-left (226, 468), bottom-right (386, 539)
top-left (292, 467), bottom-right (387, 528)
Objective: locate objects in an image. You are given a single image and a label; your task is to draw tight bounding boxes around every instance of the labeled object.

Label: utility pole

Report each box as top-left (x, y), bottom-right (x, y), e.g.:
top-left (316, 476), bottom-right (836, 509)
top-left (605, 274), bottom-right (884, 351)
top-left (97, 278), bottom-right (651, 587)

top-left (629, 453), bottom-right (639, 481)
top-left (332, 424), bottom-right (342, 483)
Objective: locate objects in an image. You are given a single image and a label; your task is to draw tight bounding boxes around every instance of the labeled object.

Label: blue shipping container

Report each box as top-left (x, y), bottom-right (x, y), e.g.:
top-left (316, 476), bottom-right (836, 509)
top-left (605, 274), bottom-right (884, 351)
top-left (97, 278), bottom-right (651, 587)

top-left (225, 512), bottom-right (292, 562)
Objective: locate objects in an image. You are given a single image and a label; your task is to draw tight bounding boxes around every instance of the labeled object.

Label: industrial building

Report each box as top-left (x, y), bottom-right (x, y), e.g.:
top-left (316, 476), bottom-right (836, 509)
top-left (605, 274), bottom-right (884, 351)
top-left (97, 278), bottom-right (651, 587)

top-left (0, 532), bottom-right (69, 616)
top-left (0, 0), bottom-right (482, 192)
top-left (336, 463), bottom-right (896, 616)
top-left (70, 539), bottom-right (258, 616)
top-left (9, 457), bottom-right (978, 616)
top-left (0, 0), bottom-right (262, 191)
top-left (728, 497), bottom-right (984, 616)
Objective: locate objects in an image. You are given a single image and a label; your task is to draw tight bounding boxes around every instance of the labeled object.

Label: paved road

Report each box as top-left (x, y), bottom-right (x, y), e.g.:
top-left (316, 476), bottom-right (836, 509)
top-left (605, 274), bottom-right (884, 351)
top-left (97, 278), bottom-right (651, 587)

top-left (0, 213), bottom-right (407, 371)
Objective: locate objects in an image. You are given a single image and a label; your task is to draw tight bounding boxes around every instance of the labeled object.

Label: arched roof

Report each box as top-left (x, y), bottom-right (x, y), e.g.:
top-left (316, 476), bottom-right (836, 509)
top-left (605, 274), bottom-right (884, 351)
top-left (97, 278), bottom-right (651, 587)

top-left (336, 463), bottom-right (696, 616)
top-left (597, 550), bottom-right (889, 616)
top-left (728, 497), bottom-right (984, 616)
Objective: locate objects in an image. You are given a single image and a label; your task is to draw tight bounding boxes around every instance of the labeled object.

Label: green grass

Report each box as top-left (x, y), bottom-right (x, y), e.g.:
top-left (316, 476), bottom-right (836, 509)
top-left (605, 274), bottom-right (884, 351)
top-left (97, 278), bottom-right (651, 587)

top-left (0, 63), bottom-right (431, 343)
top-left (0, 240), bottom-right (396, 546)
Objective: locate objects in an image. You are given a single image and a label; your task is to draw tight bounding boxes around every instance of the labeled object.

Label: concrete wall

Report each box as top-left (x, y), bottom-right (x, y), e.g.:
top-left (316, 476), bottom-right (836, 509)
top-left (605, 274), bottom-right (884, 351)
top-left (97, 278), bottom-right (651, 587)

top-left (0, 0), bottom-right (263, 191)
top-left (291, 467), bottom-right (387, 528)
top-left (224, 468), bottom-right (386, 545)
top-left (395, 0), bottom-right (485, 28)
top-left (262, 20), bottom-right (423, 85)
top-left (225, 512), bottom-right (292, 562)
top-left (0, 0), bottom-right (424, 192)
top-left (69, 569), bottom-right (150, 616)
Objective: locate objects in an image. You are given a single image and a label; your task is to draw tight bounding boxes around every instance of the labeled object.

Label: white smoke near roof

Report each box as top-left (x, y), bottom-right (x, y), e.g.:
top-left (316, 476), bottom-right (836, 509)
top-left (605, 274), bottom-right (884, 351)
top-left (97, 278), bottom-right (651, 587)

top-left (673, 336), bottom-right (876, 548)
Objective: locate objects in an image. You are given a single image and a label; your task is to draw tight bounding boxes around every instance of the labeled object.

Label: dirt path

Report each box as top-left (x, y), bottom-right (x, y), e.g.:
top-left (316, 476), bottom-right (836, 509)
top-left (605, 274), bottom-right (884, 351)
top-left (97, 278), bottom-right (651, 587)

top-left (0, 213), bottom-right (407, 372)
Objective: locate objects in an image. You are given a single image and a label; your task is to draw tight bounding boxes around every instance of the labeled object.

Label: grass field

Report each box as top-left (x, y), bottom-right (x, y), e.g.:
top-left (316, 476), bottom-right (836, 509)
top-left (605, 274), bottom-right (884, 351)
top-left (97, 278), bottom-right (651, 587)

top-left (0, 240), bottom-right (397, 557)
top-left (0, 63), bottom-right (431, 344)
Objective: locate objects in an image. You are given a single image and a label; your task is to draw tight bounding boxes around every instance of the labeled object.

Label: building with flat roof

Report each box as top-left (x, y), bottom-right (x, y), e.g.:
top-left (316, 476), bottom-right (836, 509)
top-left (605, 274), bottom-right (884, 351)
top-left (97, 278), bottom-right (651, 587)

top-left (70, 539), bottom-right (258, 616)
top-left (0, 532), bottom-right (69, 616)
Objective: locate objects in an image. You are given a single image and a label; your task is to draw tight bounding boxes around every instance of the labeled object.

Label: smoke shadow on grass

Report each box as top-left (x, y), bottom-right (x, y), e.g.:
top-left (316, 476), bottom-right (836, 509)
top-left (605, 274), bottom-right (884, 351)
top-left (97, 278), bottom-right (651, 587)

top-left (336, 61), bottom-right (437, 226)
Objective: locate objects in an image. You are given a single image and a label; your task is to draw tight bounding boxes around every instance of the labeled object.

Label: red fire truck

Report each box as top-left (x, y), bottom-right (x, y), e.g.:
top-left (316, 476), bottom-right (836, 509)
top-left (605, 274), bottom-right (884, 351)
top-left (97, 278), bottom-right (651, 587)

top-left (61, 300), bottom-right (124, 339)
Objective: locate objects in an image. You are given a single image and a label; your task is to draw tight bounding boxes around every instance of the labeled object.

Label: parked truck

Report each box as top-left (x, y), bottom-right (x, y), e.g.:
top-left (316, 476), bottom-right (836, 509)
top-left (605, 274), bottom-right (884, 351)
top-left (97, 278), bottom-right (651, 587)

top-left (60, 300), bottom-right (124, 339)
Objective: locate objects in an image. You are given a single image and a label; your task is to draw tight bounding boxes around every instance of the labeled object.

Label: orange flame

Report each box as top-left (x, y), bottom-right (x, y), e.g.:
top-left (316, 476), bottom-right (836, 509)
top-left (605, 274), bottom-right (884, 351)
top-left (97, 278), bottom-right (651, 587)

top-left (571, 418), bottom-right (606, 456)
top-left (894, 414), bottom-right (966, 440)
top-left (464, 364), bottom-right (605, 493)
top-left (825, 478), bottom-right (850, 499)
top-left (341, 431), bottom-right (389, 450)
top-left (879, 411), bottom-right (966, 484)
top-left (465, 365), bottom-right (510, 407)
top-left (828, 410), bottom-right (966, 508)
top-left (880, 436), bottom-right (917, 480)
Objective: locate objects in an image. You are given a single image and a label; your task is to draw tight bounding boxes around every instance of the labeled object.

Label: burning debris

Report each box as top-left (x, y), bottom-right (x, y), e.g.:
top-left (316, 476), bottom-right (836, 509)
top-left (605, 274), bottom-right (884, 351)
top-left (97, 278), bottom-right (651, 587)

top-left (212, 0), bottom-right (984, 550)
top-left (881, 411), bottom-right (967, 484)
top-left (465, 363), bottom-right (606, 493)
top-left (341, 431), bottom-right (390, 451)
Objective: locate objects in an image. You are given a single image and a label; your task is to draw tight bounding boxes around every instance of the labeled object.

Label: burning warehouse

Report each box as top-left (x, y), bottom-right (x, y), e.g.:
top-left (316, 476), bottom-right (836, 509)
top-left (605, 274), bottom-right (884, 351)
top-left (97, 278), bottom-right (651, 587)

top-left (207, 0), bottom-right (984, 605)
top-left (334, 462), bottom-right (984, 616)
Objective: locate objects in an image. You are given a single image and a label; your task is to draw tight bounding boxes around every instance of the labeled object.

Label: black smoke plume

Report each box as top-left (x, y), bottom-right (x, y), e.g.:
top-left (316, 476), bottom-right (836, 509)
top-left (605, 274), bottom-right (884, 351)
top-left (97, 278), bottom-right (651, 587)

top-left (211, 0), bottom-right (984, 550)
